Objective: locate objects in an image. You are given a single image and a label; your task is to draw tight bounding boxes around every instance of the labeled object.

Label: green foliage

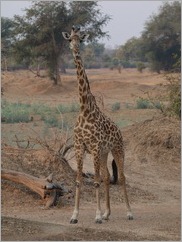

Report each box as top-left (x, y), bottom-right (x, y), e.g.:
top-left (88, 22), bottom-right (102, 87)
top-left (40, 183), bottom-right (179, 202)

top-left (135, 98), bottom-right (162, 110)
top-left (82, 42), bottom-right (106, 68)
top-left (1, 101), bottom-right (79, 125)
top-left (1, 17), bottom-right (16, 70)
top-left (111, 102), bottom-right (121, 112)
top-left (152, 101), bottom-right (163, 110)
top-left (115, 37), bottom-right (146, 67)
top-left (12, 2), bottom-right (110, 81)
top-left (1, 101), bottom-right (30, 123)
top-left (120, 60), bottom-right (136, 69)
top-left (114, 2), bottom-right (180, 73)
top-left (137, 62), bottom-right (146, 73)
top-left (136, 98), bottom-right (151, 109)
top-left (142, 1), bottom-right (181, 72)
top-left (151, 57), bottom-right (181, 118)
top-left (44, 115), bottom-right (59, 128)
top-left (165, 73), bottom-right (181, 118)
top-left (111, 57), bottom-right (120, 67)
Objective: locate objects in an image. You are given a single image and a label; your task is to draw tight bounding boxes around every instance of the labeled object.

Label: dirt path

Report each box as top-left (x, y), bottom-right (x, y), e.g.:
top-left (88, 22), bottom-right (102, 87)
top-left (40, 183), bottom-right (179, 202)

top-left (2, 146), bottom-right (181, 241)
top-left (2, 201), bottom-right (180, 241)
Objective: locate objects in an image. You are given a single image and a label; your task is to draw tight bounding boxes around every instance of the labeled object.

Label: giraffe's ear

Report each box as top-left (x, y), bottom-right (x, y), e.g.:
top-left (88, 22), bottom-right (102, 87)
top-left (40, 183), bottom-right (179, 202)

top-left (62, 32), bottom-right (71, 40)
top-left (80, 34), bottom-right (89, 42)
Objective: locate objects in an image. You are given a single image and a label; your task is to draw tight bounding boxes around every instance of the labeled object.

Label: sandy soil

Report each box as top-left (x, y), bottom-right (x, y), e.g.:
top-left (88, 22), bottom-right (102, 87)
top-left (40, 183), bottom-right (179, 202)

top-left (1, 69), bottom-right (181, 241)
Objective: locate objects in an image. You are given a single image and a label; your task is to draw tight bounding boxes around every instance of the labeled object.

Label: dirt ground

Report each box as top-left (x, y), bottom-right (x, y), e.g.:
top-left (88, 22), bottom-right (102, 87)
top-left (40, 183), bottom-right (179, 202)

top-left (1, 68), bottom-right (181, 241)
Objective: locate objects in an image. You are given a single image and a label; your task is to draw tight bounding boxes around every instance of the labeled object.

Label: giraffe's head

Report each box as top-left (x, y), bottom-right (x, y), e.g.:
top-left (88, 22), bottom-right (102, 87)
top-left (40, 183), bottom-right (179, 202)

top-left (62, 26), bottom-right (89, 51)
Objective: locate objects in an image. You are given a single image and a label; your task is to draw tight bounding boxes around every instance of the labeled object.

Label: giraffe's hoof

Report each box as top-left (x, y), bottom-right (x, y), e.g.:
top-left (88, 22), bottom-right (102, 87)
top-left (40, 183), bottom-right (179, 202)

top-left (102, 215), bottom-right (109, 220)
top-left (95, 218), bottom-right (102, 224)
top-left (70, 219), bottom-right (78, 224)
top-left (127, 212), bottom-right (133, 220)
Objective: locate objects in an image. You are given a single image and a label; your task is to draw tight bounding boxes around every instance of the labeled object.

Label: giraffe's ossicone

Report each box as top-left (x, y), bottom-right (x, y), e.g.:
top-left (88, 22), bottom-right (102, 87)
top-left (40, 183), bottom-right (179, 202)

top-left (62, 26), bottom-right (133, 224)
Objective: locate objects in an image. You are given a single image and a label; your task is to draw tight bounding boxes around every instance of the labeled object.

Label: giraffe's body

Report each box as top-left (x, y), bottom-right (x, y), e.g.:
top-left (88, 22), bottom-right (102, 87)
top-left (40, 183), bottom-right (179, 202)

top-left (62, 26), bottom-right (133, 223)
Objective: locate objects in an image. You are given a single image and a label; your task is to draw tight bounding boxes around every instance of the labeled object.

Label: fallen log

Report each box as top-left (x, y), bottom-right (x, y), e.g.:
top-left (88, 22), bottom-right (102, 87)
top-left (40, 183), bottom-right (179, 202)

top-left (2, 169), bottom-right (70, 208)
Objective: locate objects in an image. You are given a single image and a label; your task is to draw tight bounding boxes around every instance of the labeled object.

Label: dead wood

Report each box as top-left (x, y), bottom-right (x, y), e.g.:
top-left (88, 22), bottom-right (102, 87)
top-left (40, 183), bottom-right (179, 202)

top-left (2, 169), bottom-right (69, 208)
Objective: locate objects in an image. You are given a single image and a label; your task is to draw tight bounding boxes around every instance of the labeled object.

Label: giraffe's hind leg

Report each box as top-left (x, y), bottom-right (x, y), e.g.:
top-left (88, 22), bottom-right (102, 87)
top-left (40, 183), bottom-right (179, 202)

top-left (93, 153), bottom-right (102, 224)
top-left (100, 153), bottom-right (111, 220)
top-left (112, 149), bottom-right (133, 220)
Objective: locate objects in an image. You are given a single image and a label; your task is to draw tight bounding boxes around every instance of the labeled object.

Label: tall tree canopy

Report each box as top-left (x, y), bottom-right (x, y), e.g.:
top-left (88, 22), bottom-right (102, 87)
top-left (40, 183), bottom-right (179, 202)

top-left (13, 1), bottom-right (110, 84)
top-left (115, 37), bottom-right (146, 68)
top-left (1, 17), bottom-right (15, 70)
top-left (114, 1), bottom-right (181, 72)
top-left (142, 1), bottom-right (181, 72)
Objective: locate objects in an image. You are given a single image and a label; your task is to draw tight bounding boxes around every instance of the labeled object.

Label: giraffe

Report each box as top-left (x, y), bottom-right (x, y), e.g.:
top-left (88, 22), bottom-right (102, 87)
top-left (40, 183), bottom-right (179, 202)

top-left (62, 26), bottom-right (133, 224)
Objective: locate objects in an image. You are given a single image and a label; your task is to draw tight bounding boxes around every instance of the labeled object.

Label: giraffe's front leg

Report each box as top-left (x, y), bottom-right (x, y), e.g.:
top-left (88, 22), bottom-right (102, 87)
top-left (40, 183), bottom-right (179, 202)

top-left (94, 182), bottom-right (102, 223)
top-left (70, 181), bottom-right (81, 224)
top-left (70, 147), bottom-right (84, 224)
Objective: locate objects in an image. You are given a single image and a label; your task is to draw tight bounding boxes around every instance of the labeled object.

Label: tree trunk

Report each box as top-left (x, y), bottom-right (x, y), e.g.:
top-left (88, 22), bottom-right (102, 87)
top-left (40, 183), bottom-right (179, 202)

top-left (2, 169), bottom-right (69, 208)
top-left (36, 63), bottom-right (40, 77)
top-left (51, 29), bottom-right (62, 85)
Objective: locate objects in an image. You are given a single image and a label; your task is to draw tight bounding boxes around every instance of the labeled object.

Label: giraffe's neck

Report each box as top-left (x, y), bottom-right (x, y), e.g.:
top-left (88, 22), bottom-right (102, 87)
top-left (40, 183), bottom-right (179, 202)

top-left (73, 49), bottom-right (96, 112)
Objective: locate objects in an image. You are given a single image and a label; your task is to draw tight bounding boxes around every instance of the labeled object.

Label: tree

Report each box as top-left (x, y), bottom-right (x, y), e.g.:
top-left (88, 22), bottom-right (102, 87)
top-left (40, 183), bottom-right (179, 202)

top-left (82, 42), bottom-right (105, 68)
top-left (1, 17), bottom-right (15, 70)
top-left (115, 37), bottom-right (146, 68)
top-left (142, 1), bottom-right (181, 72)
top-left (13, 1), bottom-right (110, 84)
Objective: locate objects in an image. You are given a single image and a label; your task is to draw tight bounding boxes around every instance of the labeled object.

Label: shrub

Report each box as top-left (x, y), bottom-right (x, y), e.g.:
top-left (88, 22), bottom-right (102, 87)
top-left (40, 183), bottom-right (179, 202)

top-left (44, 115), bottom-right (58, 128)
top-left (112, 102), bottom-right (121, 111)
top-left (137, 62), bottom-right (146, 73)
top-left (165, 74), bottom-right (181, 118)
top-left (136, 98), bottom-right (151, 109)
top-left (2, 101), bottom-right (30, 123)
top-left (1, 101), bottom-right (79, 127)
top-left (152, 101), bottom-right (163, 110)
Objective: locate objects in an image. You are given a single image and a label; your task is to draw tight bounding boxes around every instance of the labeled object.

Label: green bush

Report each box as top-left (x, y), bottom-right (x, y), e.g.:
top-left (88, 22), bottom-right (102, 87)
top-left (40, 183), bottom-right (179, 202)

top-left (137, 62), bottom-right (146, 73)
top-left (166, 75), bottom-right (181, 118)
top-left (1, 101), bottom-right (79, 127)
top-left (152, 101), bottom-right (163, 110)
top-left (44, 115), bottom-right (58, 127)
top-left (136, 98), bottom-right (151, 109)
top-left (2, 101), bottom-right (30, 123)
top-left (112, 102), bottom-right (121, 111)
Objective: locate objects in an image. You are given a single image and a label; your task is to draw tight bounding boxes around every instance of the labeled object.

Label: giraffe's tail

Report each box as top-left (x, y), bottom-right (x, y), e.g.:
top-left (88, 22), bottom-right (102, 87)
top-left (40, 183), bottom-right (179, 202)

top-left (110, 159), bottom-right (118, 184)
